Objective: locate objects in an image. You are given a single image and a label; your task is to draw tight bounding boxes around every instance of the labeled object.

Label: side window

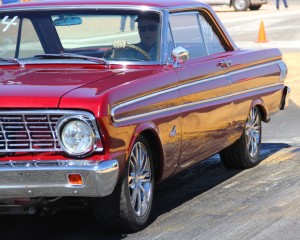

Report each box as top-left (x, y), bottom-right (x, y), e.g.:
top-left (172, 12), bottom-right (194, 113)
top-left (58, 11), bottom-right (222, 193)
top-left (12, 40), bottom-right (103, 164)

top-left (0, 17), bottom-right (44, 58)
top-left (199, 14), bottom-right (225, 55)
top-left (0, 16), bottom-right (20, 59)
top-left (168, 12), bottom-right (226, 60)
top-left (169, 12), bottom-right (207, 59)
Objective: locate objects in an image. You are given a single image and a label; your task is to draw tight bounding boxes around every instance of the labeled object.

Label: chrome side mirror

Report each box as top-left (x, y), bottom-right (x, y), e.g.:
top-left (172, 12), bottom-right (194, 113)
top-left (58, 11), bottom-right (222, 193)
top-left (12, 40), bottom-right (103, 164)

top-left (172, 46), bottom-right (189, 67)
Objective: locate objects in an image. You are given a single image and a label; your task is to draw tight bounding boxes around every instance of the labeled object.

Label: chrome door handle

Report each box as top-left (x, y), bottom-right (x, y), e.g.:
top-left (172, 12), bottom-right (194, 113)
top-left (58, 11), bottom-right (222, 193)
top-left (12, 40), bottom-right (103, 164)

top-left (219, 60), bottom-right (232, 68)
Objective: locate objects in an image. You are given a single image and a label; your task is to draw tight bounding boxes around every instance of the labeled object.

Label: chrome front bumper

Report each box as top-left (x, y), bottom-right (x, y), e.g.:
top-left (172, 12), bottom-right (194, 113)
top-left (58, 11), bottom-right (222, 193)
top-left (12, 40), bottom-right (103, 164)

top-left (0, 160), bottom-right (119, 198)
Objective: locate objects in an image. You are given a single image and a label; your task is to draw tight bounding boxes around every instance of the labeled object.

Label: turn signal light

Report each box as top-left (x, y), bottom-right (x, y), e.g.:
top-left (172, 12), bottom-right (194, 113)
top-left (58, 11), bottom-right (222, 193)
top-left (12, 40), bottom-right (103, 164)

top-left (67, 173), bottom-right (83, 185)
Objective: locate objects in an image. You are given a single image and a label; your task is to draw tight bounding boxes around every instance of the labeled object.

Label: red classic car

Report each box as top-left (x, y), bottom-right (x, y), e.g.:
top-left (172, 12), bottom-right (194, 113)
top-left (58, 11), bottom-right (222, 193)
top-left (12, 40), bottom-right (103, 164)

top-left (0, 0), bottom-right (289, 232)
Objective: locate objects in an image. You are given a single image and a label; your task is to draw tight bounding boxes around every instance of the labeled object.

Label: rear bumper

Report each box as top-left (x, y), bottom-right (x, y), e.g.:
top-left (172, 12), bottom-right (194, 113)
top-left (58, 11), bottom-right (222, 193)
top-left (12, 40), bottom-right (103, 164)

top-left (0, 160), bottom-right (119, 198)
top-left (280, 86), bottom-right (291, 110)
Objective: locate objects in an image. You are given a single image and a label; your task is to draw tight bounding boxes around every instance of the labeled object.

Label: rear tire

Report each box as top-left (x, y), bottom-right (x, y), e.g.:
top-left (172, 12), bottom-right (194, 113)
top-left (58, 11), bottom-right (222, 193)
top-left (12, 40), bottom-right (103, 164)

top-left (249, 4), bottom-right (262, 10)
top-left (233, 0), bottom-right (250, 11)
top-left (220, 106), bottom-right (262, 169)
top-left (92, 135), bottom-right (154, 232)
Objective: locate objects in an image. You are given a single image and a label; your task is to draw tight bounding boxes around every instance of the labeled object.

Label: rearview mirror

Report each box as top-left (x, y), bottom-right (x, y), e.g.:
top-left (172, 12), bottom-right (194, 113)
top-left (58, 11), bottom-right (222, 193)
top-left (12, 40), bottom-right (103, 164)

top-left (53, 15), bottom-right (82, 26)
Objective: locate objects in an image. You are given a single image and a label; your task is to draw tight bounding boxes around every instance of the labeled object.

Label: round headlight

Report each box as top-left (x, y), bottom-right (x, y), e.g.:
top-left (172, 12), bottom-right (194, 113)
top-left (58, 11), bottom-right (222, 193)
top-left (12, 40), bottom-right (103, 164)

top-left (60, 119), bottom-right (95, 156)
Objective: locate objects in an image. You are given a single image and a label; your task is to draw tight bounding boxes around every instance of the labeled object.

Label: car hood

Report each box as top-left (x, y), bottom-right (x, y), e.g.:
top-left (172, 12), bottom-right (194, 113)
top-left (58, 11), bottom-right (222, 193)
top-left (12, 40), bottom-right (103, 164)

top-left (0, 67), bottom-right (124, 108)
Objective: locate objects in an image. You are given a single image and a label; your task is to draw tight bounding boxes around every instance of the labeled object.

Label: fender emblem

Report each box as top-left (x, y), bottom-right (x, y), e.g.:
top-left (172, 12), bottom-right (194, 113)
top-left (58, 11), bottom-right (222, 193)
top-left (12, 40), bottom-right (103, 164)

top-left (169, 126), bottom-right (176, 137)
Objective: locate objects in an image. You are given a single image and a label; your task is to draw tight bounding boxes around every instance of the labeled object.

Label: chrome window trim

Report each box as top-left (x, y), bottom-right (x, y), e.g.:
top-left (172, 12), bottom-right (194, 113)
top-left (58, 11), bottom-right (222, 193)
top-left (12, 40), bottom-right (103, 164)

top-left (0, 6), bottom-right (166, 65)
top-left (0, 4), bottom-right (207, 12)
top-left (111, 60), bottom-right (284, 123)
top-left (2, 59), bottom-right (162, 66)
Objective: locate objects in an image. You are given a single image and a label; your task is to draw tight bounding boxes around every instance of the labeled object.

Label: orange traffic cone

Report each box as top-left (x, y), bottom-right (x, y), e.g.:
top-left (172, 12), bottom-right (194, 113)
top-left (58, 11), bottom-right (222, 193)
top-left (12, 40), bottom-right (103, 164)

top-left (256, 21), bottom-right (268, 43)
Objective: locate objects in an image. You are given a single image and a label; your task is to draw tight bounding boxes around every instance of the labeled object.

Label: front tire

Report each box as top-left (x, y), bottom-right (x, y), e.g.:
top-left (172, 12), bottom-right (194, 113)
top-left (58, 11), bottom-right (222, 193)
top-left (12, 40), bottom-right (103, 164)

top-left (220, 106), bottom-right (262, 169)
top-left (233, 0), bottom-right (250, 11)
top-left (93, 135), bottom-right (154, 232)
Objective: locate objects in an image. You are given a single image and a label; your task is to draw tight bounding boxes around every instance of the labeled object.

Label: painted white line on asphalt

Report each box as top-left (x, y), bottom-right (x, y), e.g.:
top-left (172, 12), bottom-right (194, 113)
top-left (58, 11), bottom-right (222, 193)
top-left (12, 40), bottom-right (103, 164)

top-left (236, 41), bottom-right (300, 49)
top-left (219, 10), bottom-right (300, 24)
top-left (227, 20), bottom-right (298, 33)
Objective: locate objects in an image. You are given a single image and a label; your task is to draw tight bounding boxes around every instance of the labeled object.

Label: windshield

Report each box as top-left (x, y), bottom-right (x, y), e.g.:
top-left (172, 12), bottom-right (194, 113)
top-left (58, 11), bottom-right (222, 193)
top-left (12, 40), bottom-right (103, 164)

top-left (0, 10), bottom-right (161, 63)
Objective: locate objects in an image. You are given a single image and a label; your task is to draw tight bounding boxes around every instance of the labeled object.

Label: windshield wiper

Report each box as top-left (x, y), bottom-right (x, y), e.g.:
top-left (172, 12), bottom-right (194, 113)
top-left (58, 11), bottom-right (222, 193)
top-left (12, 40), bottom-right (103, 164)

top-left (34, 53), bottom-right (109, 66)
top-left (0, 57), bottom-right (22, 66)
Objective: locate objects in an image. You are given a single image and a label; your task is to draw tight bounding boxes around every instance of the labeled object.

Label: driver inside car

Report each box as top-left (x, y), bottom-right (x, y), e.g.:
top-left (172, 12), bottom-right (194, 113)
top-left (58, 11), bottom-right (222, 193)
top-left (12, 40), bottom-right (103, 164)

top-left (105, 12), bottom-right (160, 61)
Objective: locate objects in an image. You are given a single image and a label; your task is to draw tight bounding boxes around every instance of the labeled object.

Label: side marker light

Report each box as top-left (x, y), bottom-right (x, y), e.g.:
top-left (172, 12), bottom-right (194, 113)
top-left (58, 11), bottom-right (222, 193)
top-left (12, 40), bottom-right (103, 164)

top-left (67, 173), bottom-right (83, 185)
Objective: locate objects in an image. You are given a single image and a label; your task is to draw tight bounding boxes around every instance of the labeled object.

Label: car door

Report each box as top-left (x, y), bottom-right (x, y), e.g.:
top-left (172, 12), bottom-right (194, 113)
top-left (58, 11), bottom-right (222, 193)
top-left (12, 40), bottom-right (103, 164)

top-left (168, 11), bottom-right (234, 164)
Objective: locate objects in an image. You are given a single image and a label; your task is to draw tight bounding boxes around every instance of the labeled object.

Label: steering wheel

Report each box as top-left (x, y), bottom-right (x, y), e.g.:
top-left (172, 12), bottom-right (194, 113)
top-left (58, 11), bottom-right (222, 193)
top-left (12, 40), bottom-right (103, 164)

top-left (103, 44), bottom-right (151, 61)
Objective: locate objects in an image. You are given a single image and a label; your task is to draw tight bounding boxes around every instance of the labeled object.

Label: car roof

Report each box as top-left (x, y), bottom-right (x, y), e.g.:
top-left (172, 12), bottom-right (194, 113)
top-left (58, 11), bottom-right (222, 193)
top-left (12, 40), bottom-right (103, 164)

top-left (0, 0), bottom-right (238, 55)
top-left (0, 0), bottom-right (209, 10)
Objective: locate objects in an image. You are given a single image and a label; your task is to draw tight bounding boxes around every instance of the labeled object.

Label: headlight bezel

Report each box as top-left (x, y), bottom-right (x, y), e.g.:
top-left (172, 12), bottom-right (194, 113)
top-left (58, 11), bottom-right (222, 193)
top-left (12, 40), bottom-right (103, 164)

top-left (57, 114), bottom-right (101, 157)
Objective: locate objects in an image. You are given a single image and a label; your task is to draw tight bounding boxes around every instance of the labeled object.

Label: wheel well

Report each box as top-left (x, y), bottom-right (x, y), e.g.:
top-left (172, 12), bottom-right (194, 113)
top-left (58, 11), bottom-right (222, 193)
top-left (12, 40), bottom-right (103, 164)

top-left (255, 105), bottom-right (267, 122)
top-left (141, 130), bottom-right (163, 183)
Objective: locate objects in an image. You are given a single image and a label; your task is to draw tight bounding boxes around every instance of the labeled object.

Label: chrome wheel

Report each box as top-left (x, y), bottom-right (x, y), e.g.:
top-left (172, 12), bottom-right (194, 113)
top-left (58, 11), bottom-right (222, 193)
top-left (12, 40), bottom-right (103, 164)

top-left (233, 0), bottom-right (249, 11)
top-left (245, 107), bottom-right (261, 158)
top-left (220, 106), bottom-right (262, 169)
top-left (128, 141), bottom-right (152, 217)
top-left (236, 0), bottom-right (246, 9)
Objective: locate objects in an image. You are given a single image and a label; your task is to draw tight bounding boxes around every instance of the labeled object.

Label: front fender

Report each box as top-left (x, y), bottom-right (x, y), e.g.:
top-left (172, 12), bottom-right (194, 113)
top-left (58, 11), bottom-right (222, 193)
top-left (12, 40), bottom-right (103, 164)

top-left (128, 122), bottom-right (166, 182)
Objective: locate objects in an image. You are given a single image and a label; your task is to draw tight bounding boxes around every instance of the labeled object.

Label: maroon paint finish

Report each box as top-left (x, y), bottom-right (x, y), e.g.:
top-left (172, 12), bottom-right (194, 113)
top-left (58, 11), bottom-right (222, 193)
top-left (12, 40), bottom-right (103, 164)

top-left (0, 0), bottom-right (290, 231)
top-left (59, 65), bottom-right (182, 179)
top-left (0, 66), bottom-right (124, 108)
top-left (0, 0), bottom-right (288, 184)
top-left (0, 0), bottom-right (211, 9)
top-left (175, 54), bottom-right (234, 163)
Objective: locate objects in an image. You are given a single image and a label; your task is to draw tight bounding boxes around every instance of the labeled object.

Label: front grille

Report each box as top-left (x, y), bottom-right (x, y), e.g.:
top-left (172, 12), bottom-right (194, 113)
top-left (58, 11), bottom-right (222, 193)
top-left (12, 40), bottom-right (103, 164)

top-left (0, 110), bottom-right (102, 154)
top-left (0, 113), bottom-right (64, 152)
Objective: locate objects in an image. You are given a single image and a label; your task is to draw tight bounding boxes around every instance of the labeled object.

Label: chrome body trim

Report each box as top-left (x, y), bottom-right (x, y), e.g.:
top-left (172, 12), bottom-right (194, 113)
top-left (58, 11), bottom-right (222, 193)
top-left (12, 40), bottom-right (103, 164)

top-left (0, 159), bottom-right (119, 198)
top-left (278, 61), bottom-right (287, 82)
top-left (111, 60), bottom-right (284, 123)
top-left (0, 59), bottom-right (162, 66)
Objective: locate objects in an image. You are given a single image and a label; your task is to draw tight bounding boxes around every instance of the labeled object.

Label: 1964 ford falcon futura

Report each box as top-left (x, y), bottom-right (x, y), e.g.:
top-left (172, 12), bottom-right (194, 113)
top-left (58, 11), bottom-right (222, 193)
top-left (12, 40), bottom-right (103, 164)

top-left (0, 0), bottom-right (289, 232)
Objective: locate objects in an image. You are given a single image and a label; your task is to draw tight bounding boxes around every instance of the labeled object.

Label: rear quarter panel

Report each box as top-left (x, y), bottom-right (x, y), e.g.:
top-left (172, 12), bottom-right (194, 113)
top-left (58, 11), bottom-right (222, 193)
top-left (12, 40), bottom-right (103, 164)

top-left (229, 48), bottom-right (285, 140)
